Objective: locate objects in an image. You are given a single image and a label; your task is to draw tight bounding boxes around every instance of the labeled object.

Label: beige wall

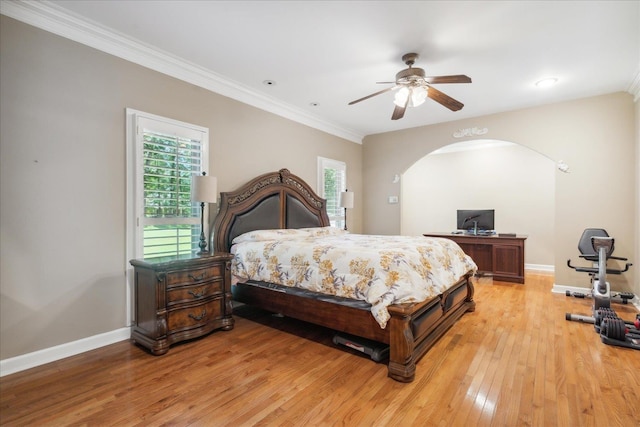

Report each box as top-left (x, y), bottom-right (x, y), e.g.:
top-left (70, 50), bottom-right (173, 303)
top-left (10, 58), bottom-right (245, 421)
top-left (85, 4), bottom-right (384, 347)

top-left (0, 16), bottom-right (362, 360)
top-left (402, 143), bottom-right (555, 268)
top-left (363, 92), bottom-right (637, 293)
top-left (1, 14), bottom-right (637, 364)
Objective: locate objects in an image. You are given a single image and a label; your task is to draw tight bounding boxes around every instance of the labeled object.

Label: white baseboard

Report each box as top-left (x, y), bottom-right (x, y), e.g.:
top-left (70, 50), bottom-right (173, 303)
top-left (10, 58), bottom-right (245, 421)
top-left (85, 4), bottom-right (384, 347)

top-left (525, 264), bottom-right (554, 273)
top-left (0, 327), bottom-right (131, 377)
top-left (552, 284), bottom-right (640, 311)
top-left (551, 284), bottom-right (589, 295)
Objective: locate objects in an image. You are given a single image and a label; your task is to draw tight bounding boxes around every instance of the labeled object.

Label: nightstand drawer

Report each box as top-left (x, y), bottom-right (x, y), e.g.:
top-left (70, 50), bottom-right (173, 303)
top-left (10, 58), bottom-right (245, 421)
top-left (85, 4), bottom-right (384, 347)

top-left (166, 264), bottom-right (224, 286)
top-left (167, 298), bottom-right (223, 332)
top-left (166, 279), bottom-right (223, 306)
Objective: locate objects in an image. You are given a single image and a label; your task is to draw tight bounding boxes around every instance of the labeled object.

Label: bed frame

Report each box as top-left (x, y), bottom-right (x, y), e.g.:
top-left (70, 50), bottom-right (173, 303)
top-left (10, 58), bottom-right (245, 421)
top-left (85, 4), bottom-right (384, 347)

top-left (213, 168), bottom-right (476, 382)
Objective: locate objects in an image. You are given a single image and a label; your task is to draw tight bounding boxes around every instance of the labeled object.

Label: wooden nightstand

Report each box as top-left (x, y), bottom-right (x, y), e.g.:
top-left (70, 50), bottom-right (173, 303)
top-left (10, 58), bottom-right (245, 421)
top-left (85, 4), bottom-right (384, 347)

top-left (129, 252), bottom-right (234, 355)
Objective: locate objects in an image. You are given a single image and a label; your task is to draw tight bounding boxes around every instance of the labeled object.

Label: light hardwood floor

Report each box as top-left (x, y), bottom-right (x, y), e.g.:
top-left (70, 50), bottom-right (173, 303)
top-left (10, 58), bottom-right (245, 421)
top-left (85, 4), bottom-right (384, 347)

top-left (1, 273), bottom-right (639, 426)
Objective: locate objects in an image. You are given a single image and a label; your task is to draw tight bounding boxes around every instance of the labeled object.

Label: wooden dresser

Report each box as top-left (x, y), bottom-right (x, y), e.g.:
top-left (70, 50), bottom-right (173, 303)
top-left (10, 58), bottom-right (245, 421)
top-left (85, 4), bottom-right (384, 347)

top-left (129, 252), bottom-right (234, 355)
top-left (423, 232), bottom-right (527, 284)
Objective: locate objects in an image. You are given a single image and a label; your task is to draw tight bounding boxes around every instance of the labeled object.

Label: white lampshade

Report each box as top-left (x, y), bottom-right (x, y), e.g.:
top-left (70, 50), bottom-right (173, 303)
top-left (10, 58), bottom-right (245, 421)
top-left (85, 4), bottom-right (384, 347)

top-left (191, 173), bottom-right (218, 203)
top-left (339, 191), bottom-right (354, 209)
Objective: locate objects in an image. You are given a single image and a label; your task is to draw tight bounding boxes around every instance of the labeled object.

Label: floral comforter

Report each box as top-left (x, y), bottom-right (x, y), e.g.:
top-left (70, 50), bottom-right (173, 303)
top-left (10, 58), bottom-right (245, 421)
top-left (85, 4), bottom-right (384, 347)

top-left (230, 227), bottom-right (477, 328)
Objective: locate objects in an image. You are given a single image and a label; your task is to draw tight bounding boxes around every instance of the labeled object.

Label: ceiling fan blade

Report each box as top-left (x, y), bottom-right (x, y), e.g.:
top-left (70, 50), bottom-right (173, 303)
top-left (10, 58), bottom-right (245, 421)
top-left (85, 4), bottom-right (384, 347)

top-left (425, 75), bottom-right (472, 84)
top-left (348, 86), bottom-right (398, 105)
top-left (427, 86), bottom-right (464, 111)
top-left (391, 94), bottom-right (409, 120)
top-left (391, 105), bottom-right (406, 120)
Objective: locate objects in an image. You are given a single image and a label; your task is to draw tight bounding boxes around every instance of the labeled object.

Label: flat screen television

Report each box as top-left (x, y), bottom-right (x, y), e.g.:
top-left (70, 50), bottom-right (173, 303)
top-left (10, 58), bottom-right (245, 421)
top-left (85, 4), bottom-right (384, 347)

top-left (456, 209), bottom-right (495, 234)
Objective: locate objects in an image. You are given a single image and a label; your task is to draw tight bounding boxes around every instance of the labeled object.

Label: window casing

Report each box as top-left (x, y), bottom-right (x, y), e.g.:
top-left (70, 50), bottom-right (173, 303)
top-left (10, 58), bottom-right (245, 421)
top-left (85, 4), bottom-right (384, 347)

top-left (126, 110), bottom-right (210, 261)
top-left (317, 157), bottom-right (347, 229)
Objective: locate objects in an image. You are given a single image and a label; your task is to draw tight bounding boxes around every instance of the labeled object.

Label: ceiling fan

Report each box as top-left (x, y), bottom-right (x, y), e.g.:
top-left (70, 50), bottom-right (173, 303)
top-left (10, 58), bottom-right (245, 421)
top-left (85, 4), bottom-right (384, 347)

top-left (348, 53), bottom-right (472, 120)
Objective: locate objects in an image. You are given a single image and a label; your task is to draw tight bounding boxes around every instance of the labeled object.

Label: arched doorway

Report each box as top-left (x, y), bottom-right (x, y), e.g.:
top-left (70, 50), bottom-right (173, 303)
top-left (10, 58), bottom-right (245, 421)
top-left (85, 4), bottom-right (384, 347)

top-left (400, 139), bottom-right (556, 270)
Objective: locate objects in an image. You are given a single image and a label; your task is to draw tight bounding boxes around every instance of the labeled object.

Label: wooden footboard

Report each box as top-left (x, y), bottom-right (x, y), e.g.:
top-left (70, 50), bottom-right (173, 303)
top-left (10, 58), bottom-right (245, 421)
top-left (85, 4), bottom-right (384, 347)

top-left (387, 275), bottom-right (475, 382)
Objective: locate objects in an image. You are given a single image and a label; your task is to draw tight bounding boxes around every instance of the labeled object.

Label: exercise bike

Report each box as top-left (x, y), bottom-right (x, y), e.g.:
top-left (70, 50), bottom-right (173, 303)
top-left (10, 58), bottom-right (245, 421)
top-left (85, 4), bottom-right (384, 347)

top-left (566, 228), bottom-right (634, 304)
top-left (566, 229), bottom-right (638, 350)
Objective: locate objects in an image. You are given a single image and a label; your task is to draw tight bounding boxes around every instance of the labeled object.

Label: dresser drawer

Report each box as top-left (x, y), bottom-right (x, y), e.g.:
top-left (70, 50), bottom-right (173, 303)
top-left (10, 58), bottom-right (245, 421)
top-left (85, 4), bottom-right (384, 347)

top-left (166, 264), bottom-right (224, 287)
top-left (166, 279), bottom-right (223, 306)
top-left (167, 298), bottom-right (223, 333)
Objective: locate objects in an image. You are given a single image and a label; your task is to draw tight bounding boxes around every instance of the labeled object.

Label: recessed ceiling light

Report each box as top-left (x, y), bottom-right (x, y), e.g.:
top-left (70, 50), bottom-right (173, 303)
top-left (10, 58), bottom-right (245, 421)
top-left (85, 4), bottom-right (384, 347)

top-left (263, 80), bottom-right (276, 86)
top-left (535, 77), bottom-right (558, 88)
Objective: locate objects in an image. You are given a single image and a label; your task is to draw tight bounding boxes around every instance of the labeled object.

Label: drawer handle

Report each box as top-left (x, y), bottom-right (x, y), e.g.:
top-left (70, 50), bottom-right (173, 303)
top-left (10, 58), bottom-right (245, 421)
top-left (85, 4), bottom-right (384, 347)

top-left (189, 309), bottom-right (207, 321)
top-left (188, 288), bottom-right (206, 299)
top-left (188, 272), bottom-right (206, 281)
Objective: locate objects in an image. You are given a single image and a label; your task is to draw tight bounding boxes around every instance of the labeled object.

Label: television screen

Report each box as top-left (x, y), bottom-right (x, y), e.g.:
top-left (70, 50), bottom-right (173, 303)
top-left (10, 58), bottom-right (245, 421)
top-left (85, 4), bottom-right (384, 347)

top-left (456, 209), bottom-right (495, 233)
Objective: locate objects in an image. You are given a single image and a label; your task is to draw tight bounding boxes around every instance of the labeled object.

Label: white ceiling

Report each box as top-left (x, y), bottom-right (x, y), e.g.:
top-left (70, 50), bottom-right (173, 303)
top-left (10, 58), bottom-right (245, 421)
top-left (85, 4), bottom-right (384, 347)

top-left (3, 1), bottom-right (639, 143)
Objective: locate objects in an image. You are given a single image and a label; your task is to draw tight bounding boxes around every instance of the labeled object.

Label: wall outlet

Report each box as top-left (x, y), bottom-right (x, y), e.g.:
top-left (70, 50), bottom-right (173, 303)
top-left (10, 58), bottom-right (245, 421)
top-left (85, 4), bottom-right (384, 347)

top-left (388, 195), bottom-right (399, 204)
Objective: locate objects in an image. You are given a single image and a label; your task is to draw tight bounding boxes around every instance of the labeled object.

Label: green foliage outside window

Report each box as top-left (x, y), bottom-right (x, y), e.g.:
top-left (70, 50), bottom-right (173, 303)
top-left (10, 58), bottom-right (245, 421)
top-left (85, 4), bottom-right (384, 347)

top-left (322, 165), bottom-right (345, 229)
top-left (142, 132), bottom-right (202, 258)
top-left (143, 134), bottom-right (199, 219)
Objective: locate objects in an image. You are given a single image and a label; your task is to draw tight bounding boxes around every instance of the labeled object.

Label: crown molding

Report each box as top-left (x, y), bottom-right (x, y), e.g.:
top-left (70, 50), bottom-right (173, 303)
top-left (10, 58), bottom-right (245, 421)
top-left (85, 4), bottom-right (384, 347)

top-left (628, 67), bottom-right (640, 102)
top-left (0, 0), bottom-right (364, 143)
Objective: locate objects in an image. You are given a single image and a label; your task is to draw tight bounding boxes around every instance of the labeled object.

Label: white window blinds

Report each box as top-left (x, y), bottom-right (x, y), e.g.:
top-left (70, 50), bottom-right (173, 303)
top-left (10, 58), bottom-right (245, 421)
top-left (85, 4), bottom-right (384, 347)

top-left (317, 157), bottom-right (347, 229)
top-left (141, 130), bottom-right (201, 222)
top-left (141, 129), bottom-right (202, 258)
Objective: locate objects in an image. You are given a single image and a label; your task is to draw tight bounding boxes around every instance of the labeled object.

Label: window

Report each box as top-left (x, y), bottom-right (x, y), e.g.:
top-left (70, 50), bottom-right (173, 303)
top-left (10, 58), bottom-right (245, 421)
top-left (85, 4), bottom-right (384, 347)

top-left (317, 157), bottom-right (347, 229)
top-left (126, 109), bottom-right (209, 260)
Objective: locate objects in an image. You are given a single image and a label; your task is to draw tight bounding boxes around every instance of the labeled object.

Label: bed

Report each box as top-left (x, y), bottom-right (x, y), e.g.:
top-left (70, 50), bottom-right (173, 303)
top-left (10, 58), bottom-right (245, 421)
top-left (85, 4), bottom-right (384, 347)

top-left (213, 168), bottom-right (476, 382)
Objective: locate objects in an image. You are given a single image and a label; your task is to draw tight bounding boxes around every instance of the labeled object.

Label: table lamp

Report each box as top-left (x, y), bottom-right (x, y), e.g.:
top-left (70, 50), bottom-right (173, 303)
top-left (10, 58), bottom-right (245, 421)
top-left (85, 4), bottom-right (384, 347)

top-left (339, 189), bottom-right (354, 231)
top-left (191, 171), bottom-right (218, 254)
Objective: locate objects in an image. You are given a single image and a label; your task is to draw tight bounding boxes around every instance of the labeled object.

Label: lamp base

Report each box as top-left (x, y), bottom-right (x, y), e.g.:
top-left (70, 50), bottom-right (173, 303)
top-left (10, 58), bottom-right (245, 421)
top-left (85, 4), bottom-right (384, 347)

top-left (197, 229), bottom-right (208, 255)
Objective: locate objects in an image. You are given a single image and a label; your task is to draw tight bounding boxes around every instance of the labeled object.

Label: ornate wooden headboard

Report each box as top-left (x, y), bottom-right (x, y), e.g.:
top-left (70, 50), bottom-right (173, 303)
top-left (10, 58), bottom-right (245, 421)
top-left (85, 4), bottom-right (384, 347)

top-left (213, 169), bottom-right (331, 253)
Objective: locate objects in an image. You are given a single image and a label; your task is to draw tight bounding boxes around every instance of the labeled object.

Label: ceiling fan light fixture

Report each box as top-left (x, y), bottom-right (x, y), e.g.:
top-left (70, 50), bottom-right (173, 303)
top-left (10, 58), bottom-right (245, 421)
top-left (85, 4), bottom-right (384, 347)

top-left (393, 87), bottom-right (410, 107)
top-left (411, 86), bottom-right (427, 107)
top-left (394, 86), bottom-right (427, 107)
